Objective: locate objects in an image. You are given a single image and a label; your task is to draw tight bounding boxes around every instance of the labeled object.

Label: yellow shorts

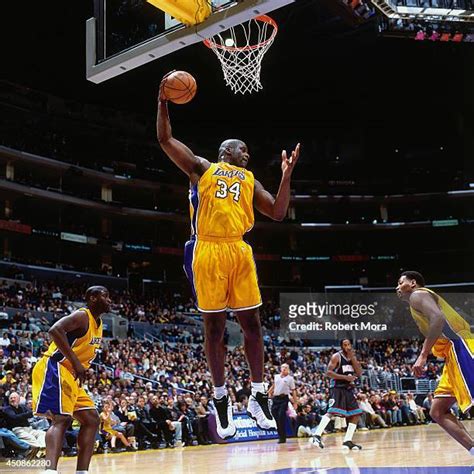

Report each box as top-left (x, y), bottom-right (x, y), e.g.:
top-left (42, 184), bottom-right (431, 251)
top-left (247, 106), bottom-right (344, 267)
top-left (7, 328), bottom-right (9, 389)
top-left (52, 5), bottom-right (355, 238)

top-left (434, 340), bottom-right (474, 413)
top-left (184, 236), bottom-right (262, 313)
top-left (32, 356), bottom-right (96, 416)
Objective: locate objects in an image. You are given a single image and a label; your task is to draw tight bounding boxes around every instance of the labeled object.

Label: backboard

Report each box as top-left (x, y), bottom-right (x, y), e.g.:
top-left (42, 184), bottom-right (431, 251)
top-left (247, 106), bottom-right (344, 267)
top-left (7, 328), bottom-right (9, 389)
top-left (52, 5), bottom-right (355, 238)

top-left (86, 0), bottom-right (295, 84)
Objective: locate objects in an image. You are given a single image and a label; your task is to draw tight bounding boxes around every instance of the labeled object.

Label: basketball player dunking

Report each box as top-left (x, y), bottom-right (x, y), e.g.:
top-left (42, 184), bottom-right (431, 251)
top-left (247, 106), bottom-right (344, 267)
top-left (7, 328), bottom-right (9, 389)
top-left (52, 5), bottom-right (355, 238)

top-left (397, 271), bottom-right (474, 455)
top-left (311, 339), bottom-right (364, 450)
top-left (33, 286), bottom-right (109, 474)
top-left (157, 73), bottom-right (300, 439)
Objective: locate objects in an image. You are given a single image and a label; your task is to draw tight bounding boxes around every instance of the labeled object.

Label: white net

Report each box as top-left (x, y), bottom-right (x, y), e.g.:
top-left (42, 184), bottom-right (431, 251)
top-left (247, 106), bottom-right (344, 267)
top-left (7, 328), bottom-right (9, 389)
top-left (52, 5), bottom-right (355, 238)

top-left (204, 15), bottom-right (278, 95)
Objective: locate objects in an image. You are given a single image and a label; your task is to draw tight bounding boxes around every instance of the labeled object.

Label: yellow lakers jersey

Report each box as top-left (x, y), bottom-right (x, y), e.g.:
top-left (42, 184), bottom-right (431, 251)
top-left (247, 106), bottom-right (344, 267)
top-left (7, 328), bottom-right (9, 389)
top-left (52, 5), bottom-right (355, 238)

top-left (45, 307), bottom-right (102, 372)
top-left (189, 162), bottom-right (255, 239)
top-left (410, 288), bottom-right (473, 358)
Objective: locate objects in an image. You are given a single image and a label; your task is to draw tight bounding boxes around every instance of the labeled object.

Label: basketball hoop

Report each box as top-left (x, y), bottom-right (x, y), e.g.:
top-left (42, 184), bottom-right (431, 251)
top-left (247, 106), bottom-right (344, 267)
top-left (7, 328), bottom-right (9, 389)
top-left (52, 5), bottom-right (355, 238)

top-left (203, 15), bottom-right (278, 95)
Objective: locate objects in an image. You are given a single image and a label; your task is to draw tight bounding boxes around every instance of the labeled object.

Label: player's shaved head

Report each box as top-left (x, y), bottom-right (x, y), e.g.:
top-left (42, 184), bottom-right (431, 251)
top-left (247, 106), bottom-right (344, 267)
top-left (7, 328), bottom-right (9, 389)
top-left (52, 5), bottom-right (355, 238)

top-left (85, 285), bottom-right (108, 302)
top-left (218, 139), bottom-right (244, 160)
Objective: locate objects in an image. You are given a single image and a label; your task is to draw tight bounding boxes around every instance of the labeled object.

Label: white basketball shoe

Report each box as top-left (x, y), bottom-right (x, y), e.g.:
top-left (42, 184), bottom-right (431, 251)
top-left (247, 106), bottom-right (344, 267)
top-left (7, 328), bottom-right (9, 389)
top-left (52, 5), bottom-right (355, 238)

top-left (247, 392), bottom-right (277, 430)
top-left (213, 395), bottom-right (237, 439)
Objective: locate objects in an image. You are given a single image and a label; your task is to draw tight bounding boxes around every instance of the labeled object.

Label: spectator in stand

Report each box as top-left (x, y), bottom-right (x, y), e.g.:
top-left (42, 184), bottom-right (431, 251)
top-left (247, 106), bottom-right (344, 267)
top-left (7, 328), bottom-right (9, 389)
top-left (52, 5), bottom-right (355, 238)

top-left (450, 402), bottom-right (460, 419)
top-left (99, 400), bottom-right (136, 452)
top-left (0, 370), bottom-right (16, 388)
top-left (134, 395), bottom-right (159, 449)
top-left (3, 392), bottom-right (46, 449)
top-left (0, 408), bottom-right (34, 458)
top-left (194, 396), bottom-right (212, 445)
top-left (0, 333), bottom-right (10, 348)
top-left (61, 419), bottom-right (79, 457)
top-left (295, 404), bottom-right (317, 437)
top-left (175, 400), bottom-right (195, 446)
top-left (166, 396), bottom-right (185, 447)
top-left (149, 394), bottom-right (174, 448)
top-left (236, 381), bottom-right (251, 403)
top-left (0, 348), bottom-right (7, 367)
top-left (407, 393), bottom-right (426, 423)
top-left (99, 371), bottom-right (112, 387)
top-left (370, 394), bottom-right (391, 426)
top-left (383, 392), bottom-right (402, 426)
top-left (358, 394), bottom-right (388, 428)
top-left (113, 398), bottom-right (137, 442)
top-left (398, 394), bottom-right (417, 425)
top-left (423, 393), bottom-right (434, 422)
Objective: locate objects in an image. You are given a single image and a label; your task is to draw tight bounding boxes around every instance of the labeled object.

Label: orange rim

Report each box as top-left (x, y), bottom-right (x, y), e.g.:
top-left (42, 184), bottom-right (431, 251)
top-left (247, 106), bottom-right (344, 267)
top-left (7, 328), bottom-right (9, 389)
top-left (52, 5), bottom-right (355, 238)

top-left (203, 15), bottom-right (278, 52)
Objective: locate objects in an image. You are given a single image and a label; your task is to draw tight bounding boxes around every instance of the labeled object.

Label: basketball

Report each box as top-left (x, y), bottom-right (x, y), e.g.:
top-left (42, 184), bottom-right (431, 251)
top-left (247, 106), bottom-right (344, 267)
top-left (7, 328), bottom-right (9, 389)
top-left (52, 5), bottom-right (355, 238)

top-left (162, 70), bottom-right (197, 104)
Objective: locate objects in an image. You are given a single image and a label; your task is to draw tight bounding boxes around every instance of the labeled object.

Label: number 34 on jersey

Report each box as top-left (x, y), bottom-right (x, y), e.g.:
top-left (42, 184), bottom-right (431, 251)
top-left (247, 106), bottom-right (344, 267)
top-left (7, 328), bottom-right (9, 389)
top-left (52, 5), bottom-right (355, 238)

top-left (189, 162), bottom-right (255, 238)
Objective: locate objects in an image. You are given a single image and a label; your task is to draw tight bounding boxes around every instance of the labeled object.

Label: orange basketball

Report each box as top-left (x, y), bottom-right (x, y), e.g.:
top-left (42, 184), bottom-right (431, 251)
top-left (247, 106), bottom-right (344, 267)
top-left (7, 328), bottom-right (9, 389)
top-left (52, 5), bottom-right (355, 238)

top-left (162, 71), bottom-right (197, 104)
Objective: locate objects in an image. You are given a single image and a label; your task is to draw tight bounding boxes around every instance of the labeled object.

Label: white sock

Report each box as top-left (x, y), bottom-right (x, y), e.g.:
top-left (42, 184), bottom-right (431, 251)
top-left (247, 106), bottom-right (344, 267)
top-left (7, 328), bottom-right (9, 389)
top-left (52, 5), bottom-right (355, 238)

top-left (343, 422), bottom-right (357, 443)
top-left (469, 447), bottom-right (474, 455)
top-left (214, 385), bottom-right (227, 399)
top-left (76, 471), bottom-right (89, 474)
top-left (315, 414), bottom-right (332, 436)
top-left (251, 382), bottom-right (265, 396)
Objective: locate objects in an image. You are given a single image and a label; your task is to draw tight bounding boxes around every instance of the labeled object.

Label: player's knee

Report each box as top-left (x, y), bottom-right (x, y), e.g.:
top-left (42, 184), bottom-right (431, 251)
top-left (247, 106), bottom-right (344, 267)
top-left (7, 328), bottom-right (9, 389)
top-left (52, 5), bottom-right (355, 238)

top-left (205, 322), bottom-right (225, 342)
top-left (83, 411), bottom-right (101, 428)
top-left (241, 314), bottom-right (261, 336)
top-left (91, 414), bottom-right (101, 429)
top-left (429, 406), bottom-right (444, 421)
top-left (52, 414), bottom-right (72, 428)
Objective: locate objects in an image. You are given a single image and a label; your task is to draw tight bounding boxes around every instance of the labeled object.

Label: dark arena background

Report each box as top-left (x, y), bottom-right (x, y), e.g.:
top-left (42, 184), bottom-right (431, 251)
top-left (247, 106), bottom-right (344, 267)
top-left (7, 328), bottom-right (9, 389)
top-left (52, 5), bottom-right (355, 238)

top-left (0, 0), bottom-right (473, 472)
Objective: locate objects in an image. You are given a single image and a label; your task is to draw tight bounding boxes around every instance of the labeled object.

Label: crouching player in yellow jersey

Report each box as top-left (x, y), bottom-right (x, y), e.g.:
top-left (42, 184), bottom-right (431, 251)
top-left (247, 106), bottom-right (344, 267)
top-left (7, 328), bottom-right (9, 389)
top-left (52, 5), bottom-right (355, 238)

top-left (32, 286), bottom-right (110, 474)
top-left (397, 271), bottom-right (473, 455)
top-left (157, 73), bottom-right (300, 439)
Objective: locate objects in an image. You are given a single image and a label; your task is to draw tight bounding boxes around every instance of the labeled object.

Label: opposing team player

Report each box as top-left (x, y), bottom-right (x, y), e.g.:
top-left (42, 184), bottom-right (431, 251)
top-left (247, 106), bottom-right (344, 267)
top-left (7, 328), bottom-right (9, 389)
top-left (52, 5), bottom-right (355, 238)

top-left (310, 339), bottom-right (364, 450)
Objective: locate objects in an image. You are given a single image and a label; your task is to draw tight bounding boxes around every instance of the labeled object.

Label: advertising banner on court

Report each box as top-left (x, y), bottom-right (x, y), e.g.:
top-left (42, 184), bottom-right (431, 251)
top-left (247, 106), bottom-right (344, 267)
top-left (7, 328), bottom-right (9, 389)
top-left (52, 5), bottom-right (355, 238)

top-left (226, 414), bottom-right (278, 443)
top-left (208, 413), bottom-right (279, 444)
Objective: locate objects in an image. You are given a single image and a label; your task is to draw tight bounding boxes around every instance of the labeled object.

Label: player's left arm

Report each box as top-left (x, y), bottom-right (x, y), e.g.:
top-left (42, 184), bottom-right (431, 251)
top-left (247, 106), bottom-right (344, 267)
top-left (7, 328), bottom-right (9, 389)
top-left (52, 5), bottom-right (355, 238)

top-left (254, 143), bottom-right (300, 221)
top-left (409, 291), bottom-right (445, 377)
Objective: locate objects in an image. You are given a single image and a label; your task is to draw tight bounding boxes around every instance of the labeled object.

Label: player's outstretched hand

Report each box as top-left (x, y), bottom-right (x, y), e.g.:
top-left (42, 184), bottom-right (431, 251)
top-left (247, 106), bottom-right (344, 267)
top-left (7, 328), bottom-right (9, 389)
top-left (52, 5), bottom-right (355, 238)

top-left (281, 143), bottom-right (300, 178)
top-left (159, 70), bottom-right (177, 101)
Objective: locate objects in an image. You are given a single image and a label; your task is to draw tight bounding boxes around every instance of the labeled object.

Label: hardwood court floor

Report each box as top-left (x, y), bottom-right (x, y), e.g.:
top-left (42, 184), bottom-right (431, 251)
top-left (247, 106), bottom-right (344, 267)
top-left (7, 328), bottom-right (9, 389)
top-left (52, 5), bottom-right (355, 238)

top-left (1, 421), bottom-right (472, 473)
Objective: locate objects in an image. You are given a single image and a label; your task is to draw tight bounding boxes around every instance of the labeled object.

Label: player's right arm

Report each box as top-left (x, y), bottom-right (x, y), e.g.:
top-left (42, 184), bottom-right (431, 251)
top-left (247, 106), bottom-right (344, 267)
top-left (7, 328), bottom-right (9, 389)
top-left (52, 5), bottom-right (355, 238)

top-left (326, 353), bottom-right (357, 382)
top-left (157, 78), bottom-right (210, 181)
top-left (48, 310), bottom-right (89, 385)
